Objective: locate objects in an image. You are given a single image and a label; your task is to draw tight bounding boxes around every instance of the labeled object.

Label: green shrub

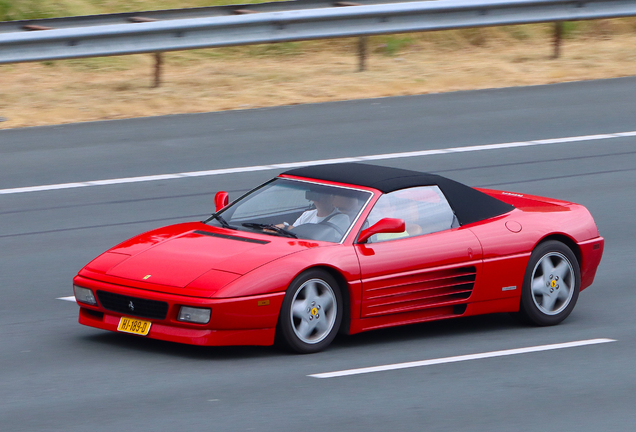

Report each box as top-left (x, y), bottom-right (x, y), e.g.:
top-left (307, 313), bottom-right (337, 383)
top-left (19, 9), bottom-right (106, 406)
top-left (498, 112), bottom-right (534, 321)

top-left (0, 0), bottom-right (72, 20)
top-left (376, 35), bottom-right (415, 56)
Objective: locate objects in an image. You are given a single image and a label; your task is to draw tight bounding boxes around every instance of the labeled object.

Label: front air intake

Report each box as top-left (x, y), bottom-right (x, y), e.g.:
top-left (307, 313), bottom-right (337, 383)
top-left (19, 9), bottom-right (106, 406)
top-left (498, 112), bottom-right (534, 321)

top-left (96, 291), bottom-right (169, 320)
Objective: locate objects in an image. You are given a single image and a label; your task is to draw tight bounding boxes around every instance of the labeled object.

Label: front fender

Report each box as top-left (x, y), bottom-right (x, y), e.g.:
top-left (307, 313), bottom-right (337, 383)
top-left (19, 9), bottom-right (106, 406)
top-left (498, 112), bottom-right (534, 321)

top-left (212, 244), bottom-right (361, 299)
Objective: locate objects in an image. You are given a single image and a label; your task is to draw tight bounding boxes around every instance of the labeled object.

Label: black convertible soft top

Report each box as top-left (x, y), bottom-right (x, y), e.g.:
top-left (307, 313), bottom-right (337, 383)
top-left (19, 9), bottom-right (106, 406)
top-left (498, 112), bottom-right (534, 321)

top-left (283, 163), bottom-right (514, 226)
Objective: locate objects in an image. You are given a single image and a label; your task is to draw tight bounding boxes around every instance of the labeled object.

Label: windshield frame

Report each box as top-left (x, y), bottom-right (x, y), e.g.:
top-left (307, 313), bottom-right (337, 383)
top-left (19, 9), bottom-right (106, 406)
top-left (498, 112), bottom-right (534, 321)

top-left (206, 177), bottom-right (376, 244)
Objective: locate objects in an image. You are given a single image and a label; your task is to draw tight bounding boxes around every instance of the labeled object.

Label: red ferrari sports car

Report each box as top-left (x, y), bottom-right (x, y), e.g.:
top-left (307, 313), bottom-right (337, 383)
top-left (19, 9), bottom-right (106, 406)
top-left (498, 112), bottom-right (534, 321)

top-left (73, 163), bottom-right (604, 353)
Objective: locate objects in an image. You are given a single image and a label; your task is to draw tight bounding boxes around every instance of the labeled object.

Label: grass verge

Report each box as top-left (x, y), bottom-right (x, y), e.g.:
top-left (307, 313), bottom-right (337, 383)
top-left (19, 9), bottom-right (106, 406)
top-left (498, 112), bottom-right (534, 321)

top-left (0, 15), bottom-right (635, 129)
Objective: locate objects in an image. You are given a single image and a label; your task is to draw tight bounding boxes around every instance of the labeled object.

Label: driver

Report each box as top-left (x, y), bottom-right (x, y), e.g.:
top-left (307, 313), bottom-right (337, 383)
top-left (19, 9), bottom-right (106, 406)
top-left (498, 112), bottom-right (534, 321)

top-left (288, 191), bottom-right (350, 231)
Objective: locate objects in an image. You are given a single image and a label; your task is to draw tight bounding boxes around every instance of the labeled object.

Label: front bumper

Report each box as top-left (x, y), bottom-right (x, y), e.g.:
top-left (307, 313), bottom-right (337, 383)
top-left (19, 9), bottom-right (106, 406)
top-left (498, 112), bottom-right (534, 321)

top-left (578, 236), bottom-right (605, 291)
top-left (74, 275), bottom-right (285, 346)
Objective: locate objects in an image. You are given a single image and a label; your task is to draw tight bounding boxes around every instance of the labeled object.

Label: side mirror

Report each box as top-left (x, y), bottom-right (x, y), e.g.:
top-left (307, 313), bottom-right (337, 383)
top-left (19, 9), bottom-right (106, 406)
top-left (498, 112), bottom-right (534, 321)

top-left (357, 218), bottom-right (406, 244)
top-left (214, 191), bottom-right (229, 212)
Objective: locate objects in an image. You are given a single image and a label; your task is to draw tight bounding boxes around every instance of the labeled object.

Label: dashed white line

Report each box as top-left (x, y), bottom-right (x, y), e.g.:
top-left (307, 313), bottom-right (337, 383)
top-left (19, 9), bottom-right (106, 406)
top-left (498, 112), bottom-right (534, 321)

top-left (308, 338), bottom-right (616, 378)
top-left (57, 296), bottom-right (77, 302)
top-left (3, 131), bottom-right (636, 196)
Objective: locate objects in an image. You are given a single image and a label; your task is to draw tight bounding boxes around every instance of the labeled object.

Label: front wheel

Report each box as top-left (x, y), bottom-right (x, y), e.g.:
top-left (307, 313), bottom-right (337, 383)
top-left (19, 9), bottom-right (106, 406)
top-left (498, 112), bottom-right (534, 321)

top-left (276, 270), bottom-right (342, 353)
top-left (518, 240), bottom-right (580, 326)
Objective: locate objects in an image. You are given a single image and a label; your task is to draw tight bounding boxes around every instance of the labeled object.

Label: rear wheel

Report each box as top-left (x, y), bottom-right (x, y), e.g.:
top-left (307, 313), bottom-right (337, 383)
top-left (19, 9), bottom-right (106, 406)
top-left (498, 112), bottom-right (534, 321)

top-left (518, 240), bottom-right (580, 326)
top-left (276, 269), bottom-right (342, 353)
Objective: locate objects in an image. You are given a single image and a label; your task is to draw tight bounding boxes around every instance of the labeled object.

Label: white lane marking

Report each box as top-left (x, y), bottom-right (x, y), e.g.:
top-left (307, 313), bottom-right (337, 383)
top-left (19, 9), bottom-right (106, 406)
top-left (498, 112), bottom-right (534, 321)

top-left (57, 296), bottom-right (77, 302)
top-left (309, 338), bottom-right (616, 378)
top-left (2, 130), bottom-right (636, 196)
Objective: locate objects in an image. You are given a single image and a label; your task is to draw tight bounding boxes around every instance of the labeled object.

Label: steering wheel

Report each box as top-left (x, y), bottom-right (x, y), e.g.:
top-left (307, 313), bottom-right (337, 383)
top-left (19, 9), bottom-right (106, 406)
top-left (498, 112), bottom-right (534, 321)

top-left (292, 222), bottom-right (342, 242)
top-left (319, 220), bottom-right (345, 237)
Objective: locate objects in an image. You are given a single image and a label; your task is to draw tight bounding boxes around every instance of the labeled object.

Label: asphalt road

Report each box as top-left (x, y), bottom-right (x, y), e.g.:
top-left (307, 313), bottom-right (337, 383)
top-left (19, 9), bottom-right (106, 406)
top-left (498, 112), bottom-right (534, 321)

top-left (1, 77), bottom-right (636, 432)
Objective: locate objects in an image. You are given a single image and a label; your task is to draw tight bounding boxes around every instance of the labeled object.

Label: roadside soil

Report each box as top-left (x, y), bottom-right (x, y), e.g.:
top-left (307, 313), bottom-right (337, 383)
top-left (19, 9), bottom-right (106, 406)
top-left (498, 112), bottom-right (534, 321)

top-left (1, 23), bottom-right (635, 129)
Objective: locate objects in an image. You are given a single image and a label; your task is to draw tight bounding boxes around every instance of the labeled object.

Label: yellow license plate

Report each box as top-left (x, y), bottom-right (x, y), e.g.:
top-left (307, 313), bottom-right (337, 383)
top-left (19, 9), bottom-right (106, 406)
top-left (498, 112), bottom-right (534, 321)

top-left (117, 316), bottom-right (151, 336)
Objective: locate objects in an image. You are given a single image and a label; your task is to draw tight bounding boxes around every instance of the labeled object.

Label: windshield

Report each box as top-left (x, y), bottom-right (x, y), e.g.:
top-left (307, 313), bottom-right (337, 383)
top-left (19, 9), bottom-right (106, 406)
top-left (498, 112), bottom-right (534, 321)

top-left (207, 178), bottom-right (373, 243)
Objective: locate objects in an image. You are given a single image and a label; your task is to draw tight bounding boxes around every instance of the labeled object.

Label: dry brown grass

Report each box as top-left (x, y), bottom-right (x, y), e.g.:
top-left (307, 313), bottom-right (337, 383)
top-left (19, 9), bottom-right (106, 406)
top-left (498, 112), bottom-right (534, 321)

top-left (1, 21), bottom-right (636, 129)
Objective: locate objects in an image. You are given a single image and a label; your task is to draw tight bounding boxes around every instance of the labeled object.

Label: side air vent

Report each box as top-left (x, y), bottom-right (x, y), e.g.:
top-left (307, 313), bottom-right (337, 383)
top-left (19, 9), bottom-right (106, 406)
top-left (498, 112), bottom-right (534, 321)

top-left (362, 266), bottom-right (476, 318)
top-left (453, 304), bottom-right (468, 315)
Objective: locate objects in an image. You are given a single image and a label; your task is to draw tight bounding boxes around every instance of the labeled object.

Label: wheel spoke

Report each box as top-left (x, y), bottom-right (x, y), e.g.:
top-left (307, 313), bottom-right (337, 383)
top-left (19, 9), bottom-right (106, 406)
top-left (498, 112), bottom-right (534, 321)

top-left (317, 291), bottom-right (334, 311)
top-left (314, 317), bottom-right (329, 335)
top-left (292, 300), bottom-right (308, 318)
top-left (540, 256), bottom-right (554, 279)
top-left (532, 276), bottom-right (548, 296)
top-left (553, 260), bottom-right (570, 282)
top-left (542, 293), bottom-right (558, 311)
top-left (304, 281), bottom-right (318, 304)
top-left (295, 318), bottom-right (313, 339)
top-left (557, 286), bottom-right (570, 302)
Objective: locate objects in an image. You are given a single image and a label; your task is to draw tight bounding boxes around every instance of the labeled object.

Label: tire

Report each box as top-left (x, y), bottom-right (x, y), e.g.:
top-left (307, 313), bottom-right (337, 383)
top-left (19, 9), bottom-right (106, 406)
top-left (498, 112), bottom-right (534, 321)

top-left (276, 269), bottom-right (343, 353)
top-left (517, 240), bottom-right (580, 326)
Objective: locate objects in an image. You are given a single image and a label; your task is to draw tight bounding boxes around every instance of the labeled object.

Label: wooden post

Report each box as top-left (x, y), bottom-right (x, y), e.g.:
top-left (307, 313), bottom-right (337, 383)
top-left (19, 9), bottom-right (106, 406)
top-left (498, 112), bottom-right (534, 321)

top-left (553, 22), bottom-right (563, 59)
top-left (358, 36), bottom-right (368, 72)
top-left (153, 52), bottom-right (163, 88)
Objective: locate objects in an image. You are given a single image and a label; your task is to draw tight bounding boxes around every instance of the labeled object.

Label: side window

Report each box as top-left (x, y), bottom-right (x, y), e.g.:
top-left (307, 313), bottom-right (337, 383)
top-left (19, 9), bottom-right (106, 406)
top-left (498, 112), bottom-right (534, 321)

top-left (365, 186), bottom-right (456, 243)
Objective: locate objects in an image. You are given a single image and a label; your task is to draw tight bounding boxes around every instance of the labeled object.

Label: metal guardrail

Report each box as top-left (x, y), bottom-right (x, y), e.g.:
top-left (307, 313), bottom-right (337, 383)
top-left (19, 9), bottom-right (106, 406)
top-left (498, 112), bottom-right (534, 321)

top-left (0, 0), bottom-right (635, 65)
top-left (0, 0), bottom-right (418, 34)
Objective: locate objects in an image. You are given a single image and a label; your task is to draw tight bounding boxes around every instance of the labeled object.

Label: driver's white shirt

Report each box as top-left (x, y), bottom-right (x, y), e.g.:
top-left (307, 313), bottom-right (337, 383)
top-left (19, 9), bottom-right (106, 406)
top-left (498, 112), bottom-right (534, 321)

top-left (294, 209), bottom-right (349, 228)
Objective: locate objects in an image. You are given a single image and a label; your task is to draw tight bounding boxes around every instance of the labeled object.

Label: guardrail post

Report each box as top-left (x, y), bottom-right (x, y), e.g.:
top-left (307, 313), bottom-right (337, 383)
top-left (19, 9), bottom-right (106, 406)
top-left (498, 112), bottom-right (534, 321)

top-left (153, 52), bottom-right (163, 87)
top-left (358, 36), bottom-right (368, 72)
top-left (553, 22), bottom-right (563, 59)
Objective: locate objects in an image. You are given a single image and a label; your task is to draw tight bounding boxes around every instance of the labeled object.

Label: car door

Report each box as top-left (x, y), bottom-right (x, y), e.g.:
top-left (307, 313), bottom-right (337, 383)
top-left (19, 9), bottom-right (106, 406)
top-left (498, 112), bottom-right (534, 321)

top-left (354, 186), bottom-right (483, 319)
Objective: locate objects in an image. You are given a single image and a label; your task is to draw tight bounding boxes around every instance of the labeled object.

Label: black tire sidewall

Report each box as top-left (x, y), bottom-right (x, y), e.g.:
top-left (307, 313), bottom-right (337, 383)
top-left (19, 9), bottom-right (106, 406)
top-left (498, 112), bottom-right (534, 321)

top-left (276, 269), bottom-right (343, 354)
top-left (519, 240), bottom-right (580, 326)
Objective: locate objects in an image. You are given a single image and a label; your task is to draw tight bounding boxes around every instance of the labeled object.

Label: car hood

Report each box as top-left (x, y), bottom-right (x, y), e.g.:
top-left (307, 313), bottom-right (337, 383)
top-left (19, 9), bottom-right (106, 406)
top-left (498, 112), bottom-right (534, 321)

top-left (86, 223), bottom-right (324, 295)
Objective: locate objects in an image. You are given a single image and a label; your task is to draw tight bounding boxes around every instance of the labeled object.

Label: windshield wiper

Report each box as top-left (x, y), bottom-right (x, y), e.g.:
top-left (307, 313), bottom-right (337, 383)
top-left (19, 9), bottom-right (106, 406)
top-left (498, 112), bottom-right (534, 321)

top-left (242, 223), bottom-right (298, 239)
top-left (204, 213), bottom-right (237, 230)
